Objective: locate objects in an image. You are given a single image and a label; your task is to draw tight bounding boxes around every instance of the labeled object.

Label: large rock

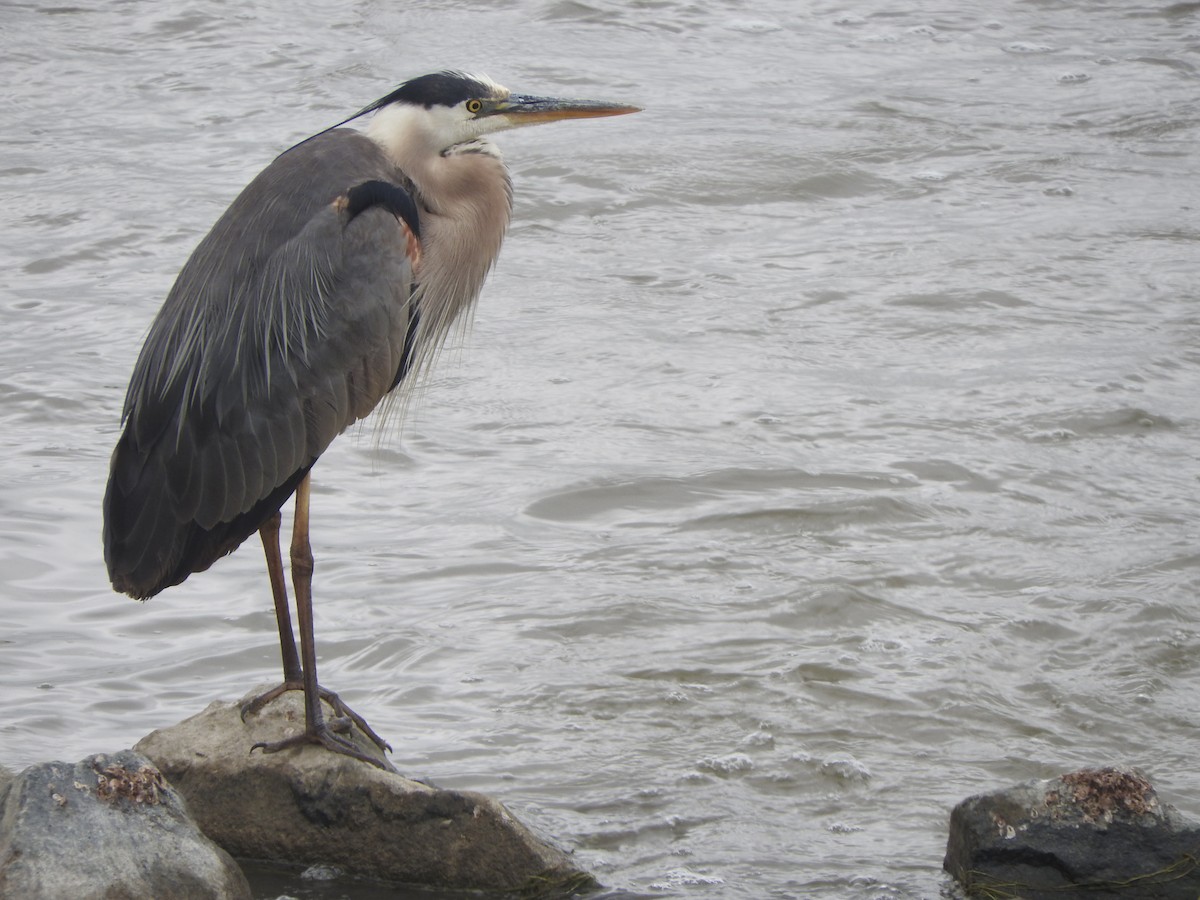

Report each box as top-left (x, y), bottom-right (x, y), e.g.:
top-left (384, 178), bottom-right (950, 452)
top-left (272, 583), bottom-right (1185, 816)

top-left (945, 766), bottom-right (1200, 899)
top-left (0, 749), bottom-right (250, 900)
top-left (135, 688), bottom-right (593, 896)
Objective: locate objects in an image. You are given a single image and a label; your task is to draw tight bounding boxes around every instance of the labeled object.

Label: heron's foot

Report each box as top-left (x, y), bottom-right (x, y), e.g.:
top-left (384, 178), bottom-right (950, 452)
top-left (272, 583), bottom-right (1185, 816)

top-left (319, 686), bottom-right (393, 754)
top-left (239, 681), bottom-right (299, 721)
top-left (240, 682), bottom-right (392, 754)
top-left (250, 722), bottom-right (391, 771)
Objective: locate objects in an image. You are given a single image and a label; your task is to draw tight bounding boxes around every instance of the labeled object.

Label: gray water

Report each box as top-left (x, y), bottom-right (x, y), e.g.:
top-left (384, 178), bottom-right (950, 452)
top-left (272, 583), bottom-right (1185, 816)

top-left (2, 1), bottom-right (1198, 897)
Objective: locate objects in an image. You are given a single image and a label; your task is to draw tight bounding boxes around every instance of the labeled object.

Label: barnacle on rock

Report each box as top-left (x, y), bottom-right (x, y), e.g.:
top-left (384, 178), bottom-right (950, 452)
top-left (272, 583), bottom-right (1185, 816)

top-left (94, 761), bottom-right (167, 806)
top-left (1059, 767), bottom-right (1154, 822)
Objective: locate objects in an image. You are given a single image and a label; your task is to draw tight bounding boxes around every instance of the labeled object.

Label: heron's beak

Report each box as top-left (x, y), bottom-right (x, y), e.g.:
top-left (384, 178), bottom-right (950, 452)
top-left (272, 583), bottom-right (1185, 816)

top-left (493, 94), bottom-right (641, 127)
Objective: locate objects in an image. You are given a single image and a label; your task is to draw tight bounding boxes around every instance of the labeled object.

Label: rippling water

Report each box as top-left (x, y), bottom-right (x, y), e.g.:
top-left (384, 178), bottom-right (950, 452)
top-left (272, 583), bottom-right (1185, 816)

top-left (2, 1), bottom-right (1198, 898)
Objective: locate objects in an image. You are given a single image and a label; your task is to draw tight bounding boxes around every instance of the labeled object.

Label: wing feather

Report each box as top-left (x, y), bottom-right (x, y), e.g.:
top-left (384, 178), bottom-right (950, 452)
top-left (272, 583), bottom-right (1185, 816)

top-left (104, 130), bottom-right (423, 598)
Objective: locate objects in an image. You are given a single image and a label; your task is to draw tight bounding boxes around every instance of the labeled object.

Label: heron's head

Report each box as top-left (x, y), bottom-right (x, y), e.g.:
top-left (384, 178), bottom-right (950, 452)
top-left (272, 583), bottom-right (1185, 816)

top-left (362, 71), bottom-right (640, 161)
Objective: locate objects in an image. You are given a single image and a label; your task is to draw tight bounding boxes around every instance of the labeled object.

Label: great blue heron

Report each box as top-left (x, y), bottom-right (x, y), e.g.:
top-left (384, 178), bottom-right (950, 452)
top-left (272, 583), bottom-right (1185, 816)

top-left (103, 71), bottom-right (638, 767)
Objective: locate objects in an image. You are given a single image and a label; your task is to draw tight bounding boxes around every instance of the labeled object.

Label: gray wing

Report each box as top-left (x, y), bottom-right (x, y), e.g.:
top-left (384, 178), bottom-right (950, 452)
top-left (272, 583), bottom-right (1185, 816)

top-left (104, 130), bottom-right (423, 599)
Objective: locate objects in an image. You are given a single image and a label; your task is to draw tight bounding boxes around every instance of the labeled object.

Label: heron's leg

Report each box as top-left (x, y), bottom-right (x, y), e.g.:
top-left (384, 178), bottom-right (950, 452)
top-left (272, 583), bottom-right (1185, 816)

top-left (263, 511), bottom-right (302, 681)
top-left (238, 512), bottom-right (303, 720)
top-left (287, 476), bottom-right (392, 750)
top-left (289, 473), bottom-right (326, 735)
top-left (250, 474), bottom-right (392, 769)
top-left (241, 503), bottom-right (390, 750)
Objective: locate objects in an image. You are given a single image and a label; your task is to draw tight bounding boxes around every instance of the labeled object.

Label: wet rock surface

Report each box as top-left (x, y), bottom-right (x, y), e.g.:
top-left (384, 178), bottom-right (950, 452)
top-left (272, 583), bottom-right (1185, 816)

top-left (0, 749), bottom-right (250, 900)
top-left (945, 766), bottom-right (1200, 899)
top-left (134, 688), bottom-right (592, 896)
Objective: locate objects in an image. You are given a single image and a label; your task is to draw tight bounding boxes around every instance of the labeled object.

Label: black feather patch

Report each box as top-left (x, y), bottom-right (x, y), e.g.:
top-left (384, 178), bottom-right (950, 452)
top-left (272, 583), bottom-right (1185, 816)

top-left (376, 71), bottom-right (495, 110)
top-left (392, 298), bottom-right (421, 391)
top-left (285, 72), bottom-right (499, 156)
top-left (344, 180), bottom-right (421, 239)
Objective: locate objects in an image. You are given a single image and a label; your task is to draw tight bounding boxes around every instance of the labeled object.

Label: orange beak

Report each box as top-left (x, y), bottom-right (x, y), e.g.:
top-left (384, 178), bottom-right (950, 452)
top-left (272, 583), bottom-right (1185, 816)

top-left (494, 93), bottom-right (641, 126)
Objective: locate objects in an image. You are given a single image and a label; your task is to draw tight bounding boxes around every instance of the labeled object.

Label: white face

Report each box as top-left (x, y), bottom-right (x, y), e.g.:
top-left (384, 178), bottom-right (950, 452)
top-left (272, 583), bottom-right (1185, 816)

top-left (427, 96), bottom-right (515, 148)
top-left (368, 75), bottom-right (516, 159)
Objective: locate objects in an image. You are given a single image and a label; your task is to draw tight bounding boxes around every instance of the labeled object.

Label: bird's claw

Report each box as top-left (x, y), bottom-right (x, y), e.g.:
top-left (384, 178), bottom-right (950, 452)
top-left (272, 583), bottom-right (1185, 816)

top-left (250, 723), bottom-right (392, 771)
top-left (240, 681), bottom-right (392, 754)
top-left (239, 681), bottom-right (297, 721)
top-left (319, 686), bottom-right (393, 753)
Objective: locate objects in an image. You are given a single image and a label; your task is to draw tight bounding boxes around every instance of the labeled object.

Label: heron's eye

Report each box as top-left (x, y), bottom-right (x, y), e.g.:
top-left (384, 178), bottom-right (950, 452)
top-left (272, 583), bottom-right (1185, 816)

top-left (466, 99), bottom-right (483, 114)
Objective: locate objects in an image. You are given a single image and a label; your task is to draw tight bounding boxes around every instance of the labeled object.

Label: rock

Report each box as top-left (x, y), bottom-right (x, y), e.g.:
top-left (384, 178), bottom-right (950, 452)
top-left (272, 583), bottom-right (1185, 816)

top-left (0, 749), bottom-right (251, 900)
top-left (135, 688), bottom-right (594, 896)
top-left (945, 766), bottom-right (1200, 899)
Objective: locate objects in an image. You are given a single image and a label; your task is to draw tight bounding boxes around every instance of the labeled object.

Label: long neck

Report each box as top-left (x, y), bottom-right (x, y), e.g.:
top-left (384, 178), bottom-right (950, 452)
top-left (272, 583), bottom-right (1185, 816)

top-left (366, 105), bottom-right (514, 376)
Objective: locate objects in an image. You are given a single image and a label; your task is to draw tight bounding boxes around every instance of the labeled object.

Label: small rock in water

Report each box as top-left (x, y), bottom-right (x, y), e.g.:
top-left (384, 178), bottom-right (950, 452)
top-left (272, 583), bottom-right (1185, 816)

top-left (300, 864), bottom-right (343, 881)
top-left (0, 749), bottom-right (250, 900)
top-left (944, 766), bottom-right (1200, 899)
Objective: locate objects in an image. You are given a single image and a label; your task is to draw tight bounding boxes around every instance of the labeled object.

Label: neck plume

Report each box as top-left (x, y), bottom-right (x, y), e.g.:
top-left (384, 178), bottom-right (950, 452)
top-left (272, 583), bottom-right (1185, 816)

top-left (365, 105), bottom-right (514, 383)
